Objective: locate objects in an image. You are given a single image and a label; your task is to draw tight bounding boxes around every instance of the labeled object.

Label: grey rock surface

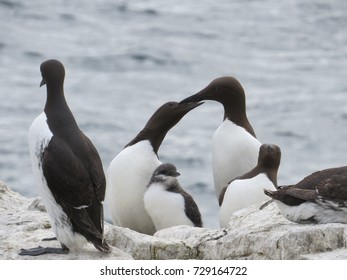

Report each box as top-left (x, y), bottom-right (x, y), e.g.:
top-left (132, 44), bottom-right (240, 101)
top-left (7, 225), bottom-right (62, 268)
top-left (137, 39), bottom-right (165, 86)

top-left (1, 181), bottom-right (346, 260)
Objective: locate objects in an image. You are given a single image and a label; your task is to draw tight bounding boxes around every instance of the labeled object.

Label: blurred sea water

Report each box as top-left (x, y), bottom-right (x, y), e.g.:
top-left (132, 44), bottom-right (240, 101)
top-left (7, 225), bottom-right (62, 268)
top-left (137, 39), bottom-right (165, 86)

top-left (1, 0), bottom-right (347, 228)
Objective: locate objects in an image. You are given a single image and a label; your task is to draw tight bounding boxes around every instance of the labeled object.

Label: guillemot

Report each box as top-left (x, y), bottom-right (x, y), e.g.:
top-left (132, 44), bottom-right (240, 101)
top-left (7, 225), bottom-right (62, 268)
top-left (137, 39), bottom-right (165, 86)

top-left (21, 59), bottom-right (110, 256)
top-left (265, 166), bottom-right (347, 224)
top-left (180, 77), bottom-right (261, 199)
top-left (144, 163), bottom-right (203, 231)
top-left (107, 101), bottom-right (203, 235)
top-left (219, 144), bottom-right (281, 228)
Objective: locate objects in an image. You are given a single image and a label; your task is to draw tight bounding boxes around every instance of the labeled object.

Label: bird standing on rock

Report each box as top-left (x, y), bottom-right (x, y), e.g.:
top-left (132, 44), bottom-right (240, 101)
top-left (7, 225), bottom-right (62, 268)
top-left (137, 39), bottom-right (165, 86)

top-left (22, 59), bottom-right (110, 256)
top-left (180, 77), bottom-right (261, 200)
top-left (144, 163), bottom-right (203, 231)
top-left (107, 101), bottom-right (203, 235)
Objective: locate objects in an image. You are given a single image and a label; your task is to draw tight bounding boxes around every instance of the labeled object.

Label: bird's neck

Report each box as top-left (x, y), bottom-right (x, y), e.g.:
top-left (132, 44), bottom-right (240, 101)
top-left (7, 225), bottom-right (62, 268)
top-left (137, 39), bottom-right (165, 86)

top-left (222, 98), bottom-right (256, 137)
top-left (224, 110), bottom-right (256, 138)
top-left (126, 127), bottom-right (166, 155)
top-left (236, 167), bottom-right (261, 181)
top-left (237, 165), bottom-right (278, 187)
top-left (44, 85), bottom-right (79, 136)
top-left (265, 169), bottom-right (278, 187)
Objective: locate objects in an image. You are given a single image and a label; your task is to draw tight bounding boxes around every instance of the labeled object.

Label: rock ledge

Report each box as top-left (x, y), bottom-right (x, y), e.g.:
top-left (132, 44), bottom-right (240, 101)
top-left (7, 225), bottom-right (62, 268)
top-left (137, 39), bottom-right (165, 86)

top-left (1, 181), bottom-right (346, 260)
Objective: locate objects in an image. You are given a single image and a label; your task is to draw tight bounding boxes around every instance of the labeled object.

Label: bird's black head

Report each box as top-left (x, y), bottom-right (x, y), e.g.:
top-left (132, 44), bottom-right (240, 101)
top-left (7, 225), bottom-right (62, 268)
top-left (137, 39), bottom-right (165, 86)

top-left (40, 59), bottom-right (65, 88)
top-left (257, 143), bottom-right (281, 187)
top-left (150, 163), bottom-right (181, 184)
top-left (146, 101), bottom-right (203, 133)
top-left (180, 77), bottom-right (246, 118)
top-left (126, 101), bottom-right (203, 153)
top-left (258, 144), bottom-right (281, 169)
top-left (179, 77), bottom-right (256, 136)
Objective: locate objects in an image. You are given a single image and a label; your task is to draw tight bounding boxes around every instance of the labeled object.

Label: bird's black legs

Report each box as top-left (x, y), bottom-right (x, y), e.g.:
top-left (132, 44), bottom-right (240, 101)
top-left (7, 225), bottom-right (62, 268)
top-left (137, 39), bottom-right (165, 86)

top-left (19, 244), bottom-right (69, 256)
top-left (41, 237), bottom-right (57, 241)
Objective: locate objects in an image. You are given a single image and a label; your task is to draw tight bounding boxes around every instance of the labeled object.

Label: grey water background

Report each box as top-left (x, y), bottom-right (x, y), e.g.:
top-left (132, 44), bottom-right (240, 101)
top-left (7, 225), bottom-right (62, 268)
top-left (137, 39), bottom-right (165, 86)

top-left (1, 0), bottom-right (347, 229)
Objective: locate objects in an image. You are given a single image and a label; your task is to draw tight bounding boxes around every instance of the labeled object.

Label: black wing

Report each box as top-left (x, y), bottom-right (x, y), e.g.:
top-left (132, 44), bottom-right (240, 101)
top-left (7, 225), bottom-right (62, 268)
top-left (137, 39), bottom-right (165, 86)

top-left (82, 133), bottom-right (107, 203)
top-left (182, 192), bottom-right (203, 227)
top-left (295, 166), bottom-right (347, 190)
top-left (265, 186), bottom-right (316, 206)
top-left (42, 133), bottom-right (107, 247)
top-left (271, 166), bottom-right (347, 207)
top-left (314, 172), bottom-right (347, 202)
top-left (167, 183), bottom-right (203, 227)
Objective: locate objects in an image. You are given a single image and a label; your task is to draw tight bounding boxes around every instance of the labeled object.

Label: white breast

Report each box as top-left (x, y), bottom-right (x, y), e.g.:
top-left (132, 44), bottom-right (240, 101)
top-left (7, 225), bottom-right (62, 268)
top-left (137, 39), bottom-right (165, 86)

top-left (219, 173), bottom-right (275, 228)
top-left (144, 183), bottom-right (193, 231)
top-left (29, 113), bottom-right (53, 188)
top-left (28, 112), bottom-right (87, 250)
top-left (106, 140), bottom-right (161, 235)
top-left (274, 200), bottom-right (347, 224)
top-left (212, 120), bottom-right (261, 199)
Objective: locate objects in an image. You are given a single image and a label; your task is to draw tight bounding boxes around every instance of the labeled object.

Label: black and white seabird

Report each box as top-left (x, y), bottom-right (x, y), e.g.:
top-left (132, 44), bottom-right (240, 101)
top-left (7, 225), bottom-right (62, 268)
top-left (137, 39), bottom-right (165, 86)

top-left (107, 101), bottom-right (203, 235)
top-left (21, 59), bottom-right (110, 256)
top-left (264, 166), bottom-right (347, 224)
top-left (180, 77), bottom-right (261, 200)
top-left (219, 144), bottom-right (281, 228)
top-left (144, 163), bottom-right (203, 231)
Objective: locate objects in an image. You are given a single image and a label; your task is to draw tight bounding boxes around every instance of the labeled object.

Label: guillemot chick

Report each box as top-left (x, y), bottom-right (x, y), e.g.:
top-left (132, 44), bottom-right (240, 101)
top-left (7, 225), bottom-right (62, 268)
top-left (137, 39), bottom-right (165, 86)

top-left (144, 163), bottom-right (202, 231)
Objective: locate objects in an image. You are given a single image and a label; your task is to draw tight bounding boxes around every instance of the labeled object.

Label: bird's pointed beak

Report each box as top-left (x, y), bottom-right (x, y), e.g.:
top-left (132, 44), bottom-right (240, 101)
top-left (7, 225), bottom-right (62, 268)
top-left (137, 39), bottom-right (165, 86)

top-left (40, 78), bottom-right (46, 87)
top-left (177, 100), bottom-right (204, 114)
top-left (174, 171), bottom-right (181, 177)
top-left (179, 87), bottom-right (211, 104)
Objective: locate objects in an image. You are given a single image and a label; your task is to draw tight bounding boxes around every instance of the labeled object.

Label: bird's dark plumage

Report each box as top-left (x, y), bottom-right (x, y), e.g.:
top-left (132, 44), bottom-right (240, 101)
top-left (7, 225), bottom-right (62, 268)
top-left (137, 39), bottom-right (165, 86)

top-left (21, 59), bottom-right (110, 256)
top-left (264, 166), bottom-right (347, 224)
